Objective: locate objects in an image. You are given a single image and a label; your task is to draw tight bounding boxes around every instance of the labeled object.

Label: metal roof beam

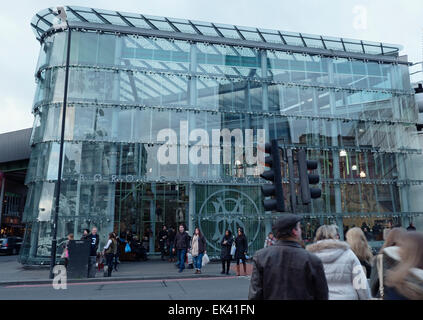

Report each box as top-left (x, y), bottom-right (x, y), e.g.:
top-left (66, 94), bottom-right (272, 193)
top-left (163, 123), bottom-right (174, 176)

top-left (42, 21), bottom-right (411, 66)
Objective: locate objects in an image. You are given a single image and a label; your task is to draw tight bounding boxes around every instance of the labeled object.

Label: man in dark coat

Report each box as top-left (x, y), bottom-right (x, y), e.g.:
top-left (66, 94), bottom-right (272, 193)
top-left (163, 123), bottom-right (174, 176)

top-left (167, 227), bottom-right (176, 262)
top-left (173, 224), bottom-right (191, 272)
top-left (249, 214), bottom-right (329, 300)
top-left (158, 225), bottom-right (168, 261)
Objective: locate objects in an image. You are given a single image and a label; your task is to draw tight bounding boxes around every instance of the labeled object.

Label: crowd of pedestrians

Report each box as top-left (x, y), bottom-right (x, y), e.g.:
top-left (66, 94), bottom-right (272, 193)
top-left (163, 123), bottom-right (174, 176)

top-left (59, 217), bottom-right (422, 300)
top-left (249, 214), bottom-right (423, 300)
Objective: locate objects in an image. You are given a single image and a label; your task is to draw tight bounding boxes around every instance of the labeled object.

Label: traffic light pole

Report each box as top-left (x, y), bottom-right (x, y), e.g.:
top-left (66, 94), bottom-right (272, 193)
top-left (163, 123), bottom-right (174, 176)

top-left (286, 149), bottom-right (297, 214)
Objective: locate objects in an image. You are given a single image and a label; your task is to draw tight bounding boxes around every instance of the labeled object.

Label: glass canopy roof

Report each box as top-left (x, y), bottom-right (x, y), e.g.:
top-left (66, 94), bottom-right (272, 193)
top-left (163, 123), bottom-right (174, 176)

top-left (31, 6), bottom-right (402, 56)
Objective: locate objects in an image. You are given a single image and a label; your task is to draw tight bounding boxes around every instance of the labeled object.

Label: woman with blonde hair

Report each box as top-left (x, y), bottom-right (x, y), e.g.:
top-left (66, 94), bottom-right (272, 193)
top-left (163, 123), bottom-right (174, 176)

top-left (346, 227), bottom-right (373, 278)
top-left (306, 225), bottom-right (371, 300)
top-left (384, 231), bottom-right (423, 300)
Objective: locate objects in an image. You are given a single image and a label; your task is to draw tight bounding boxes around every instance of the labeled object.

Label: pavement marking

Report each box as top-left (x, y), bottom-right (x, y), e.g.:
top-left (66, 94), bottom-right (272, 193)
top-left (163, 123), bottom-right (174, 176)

top-left (3, 276), bottom-right (243, 289)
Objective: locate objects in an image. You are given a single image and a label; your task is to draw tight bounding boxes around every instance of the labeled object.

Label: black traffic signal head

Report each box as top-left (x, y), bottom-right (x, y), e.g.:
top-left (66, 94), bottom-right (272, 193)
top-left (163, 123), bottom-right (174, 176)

top-left (297, 149), bottom-right (321, 204)
top-left (260, 140), bottom-right (285, 212)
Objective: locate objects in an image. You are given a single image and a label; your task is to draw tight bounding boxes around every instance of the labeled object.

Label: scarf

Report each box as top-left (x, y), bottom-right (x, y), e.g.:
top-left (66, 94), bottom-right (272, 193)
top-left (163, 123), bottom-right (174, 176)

top-left (191, 234), bottom-right (199, 257)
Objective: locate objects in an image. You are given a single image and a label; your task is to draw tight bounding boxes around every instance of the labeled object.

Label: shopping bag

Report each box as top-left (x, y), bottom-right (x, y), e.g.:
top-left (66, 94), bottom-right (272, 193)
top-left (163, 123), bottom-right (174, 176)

top-left (125, 243), bottom-right (131, 253)
top-left (230, 244), bottom-right (236, 256)
top-left (187, 252), bottom-right (193, 265)
top-left (97, 254), bottom-right (104, 271)
top-left (202, 253), bottom-right (210, 267)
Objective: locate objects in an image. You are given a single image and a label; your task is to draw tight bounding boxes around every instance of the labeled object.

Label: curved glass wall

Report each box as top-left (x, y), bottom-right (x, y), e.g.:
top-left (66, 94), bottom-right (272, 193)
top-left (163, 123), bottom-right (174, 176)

top-left (20, 17), bottom-right (422, 265)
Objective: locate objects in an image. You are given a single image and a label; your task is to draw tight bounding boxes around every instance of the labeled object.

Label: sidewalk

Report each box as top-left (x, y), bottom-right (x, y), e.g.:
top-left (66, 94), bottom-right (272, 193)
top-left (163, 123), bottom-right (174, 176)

top-left (0, 256), bottom-right (253, 286)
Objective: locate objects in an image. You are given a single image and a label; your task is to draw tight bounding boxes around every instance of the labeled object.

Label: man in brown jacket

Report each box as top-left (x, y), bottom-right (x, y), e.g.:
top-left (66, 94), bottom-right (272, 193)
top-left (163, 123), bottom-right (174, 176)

top-left (248, 214), bottom-right (329, 300)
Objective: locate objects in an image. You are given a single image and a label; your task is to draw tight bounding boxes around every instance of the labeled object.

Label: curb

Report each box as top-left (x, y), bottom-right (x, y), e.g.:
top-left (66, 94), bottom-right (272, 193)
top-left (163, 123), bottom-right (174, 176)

top-left (0, 273), bottom-right (236, 287)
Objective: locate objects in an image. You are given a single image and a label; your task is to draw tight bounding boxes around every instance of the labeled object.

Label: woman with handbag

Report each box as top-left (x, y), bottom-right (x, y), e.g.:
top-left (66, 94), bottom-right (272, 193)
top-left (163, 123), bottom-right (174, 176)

top-left (61, 233), bottom-right (74, 268)
top-left (220, 230), bottom-right (233, 275)
top-left (234, 228), bottom-right (248, 276)
top-left (383, 231), bottom-right (423, 300)
top-left (103, 233), bottom-right (117, 277)
top-left (191, 227), bottom-right (206, 274)
top-left (369, 228), bottom-right (405, 298)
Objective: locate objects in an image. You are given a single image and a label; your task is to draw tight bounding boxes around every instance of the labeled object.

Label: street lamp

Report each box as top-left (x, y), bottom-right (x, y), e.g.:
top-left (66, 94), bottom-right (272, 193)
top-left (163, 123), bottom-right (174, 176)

top-left (49, 6), bottom-right (72, 279)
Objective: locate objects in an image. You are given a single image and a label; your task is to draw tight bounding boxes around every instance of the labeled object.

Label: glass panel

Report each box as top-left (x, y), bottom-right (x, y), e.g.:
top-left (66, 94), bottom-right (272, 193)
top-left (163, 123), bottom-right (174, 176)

top-left (125, 17), bottom-right (152, 29)
top-left (149, 20), bottom-right (175, 32)
top-left (76, 11), bottom-right (106, 24)
top-left (282, 35), bottom-right (303, 46)
top-left (261, 33), bottom-right (282, 43)
top-left (324, 40), bottom-right (345, 51)
top-left (303, 37), bottom-right (325, 49)
top-left (364, 44), bottom-right (383, 55)
top-left (343, 42), bottom-right (364, 53)
top-left (239, 30), bottom-right (262, 41)
top-left (218, 28), bottom-right (241, 39)
top-left (100, 13), bottom-right (130, 26)
top-left (195, 26), bottom-right (220, 37)
top-left (172, 23), bottom-right (198, 34)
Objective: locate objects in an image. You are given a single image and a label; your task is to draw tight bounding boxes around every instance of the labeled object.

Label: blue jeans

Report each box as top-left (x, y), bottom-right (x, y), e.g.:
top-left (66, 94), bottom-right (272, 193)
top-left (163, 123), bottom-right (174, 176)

top-left (193, 253), bottom-right (204, 270)
top-left (177, 249), bottom-right (186, 271)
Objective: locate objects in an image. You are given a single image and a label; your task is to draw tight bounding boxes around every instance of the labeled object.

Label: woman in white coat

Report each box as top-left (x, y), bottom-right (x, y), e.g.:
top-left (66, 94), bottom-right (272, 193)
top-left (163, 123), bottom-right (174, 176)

top-left (306, 225), bottom-right (371, 300)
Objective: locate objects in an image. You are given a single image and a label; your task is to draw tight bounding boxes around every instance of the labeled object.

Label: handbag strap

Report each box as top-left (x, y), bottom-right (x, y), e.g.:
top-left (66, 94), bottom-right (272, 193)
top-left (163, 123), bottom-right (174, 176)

top-left (377, 254), bottom-right (384, 299)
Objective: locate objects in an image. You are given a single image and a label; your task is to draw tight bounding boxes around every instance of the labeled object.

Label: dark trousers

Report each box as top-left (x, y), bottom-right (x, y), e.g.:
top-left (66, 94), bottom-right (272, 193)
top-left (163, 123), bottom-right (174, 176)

top-left (221, 259), bottom-right (231, 273)
top-left (113, 254), bottom-right (119, 270)
top-left (236, 258), bottom-right (246, 266)
top-left (177, 249), bottom-right (186, 271)
top-left (169, 244), bottom-right (175, 259)
top-left (160, 241), bottom-right (166, 259)
top-left (106, 253), bottom-right (114, 277)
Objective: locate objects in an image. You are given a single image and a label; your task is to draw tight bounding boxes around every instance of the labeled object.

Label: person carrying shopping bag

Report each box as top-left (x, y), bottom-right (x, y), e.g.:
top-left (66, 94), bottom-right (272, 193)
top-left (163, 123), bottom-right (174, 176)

top-left (103, 233), bottom-right (117, 277)
top-left (191, 227), bottom-right (207, 274)
top-left (173, 224), bottom-right (191, 273)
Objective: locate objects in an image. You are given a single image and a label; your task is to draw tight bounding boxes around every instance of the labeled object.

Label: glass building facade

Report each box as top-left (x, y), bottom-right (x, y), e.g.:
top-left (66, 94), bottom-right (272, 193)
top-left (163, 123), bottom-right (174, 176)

top-left (20, 6), bottom-right (422, 264)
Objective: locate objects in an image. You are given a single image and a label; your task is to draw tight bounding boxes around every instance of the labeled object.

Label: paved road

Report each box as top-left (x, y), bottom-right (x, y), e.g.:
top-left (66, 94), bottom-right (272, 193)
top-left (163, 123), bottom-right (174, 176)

top-left (0, 254), bottom-right (18, 263)
top-left (0, 276), bottom-right (251, 300)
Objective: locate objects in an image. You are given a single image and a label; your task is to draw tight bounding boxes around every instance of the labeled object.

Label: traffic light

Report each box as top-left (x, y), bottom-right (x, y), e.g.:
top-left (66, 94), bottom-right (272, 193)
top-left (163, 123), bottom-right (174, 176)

top-left (297, 149), bottom-right (321, 205)
top-left (260, 139), bottom-right (285, 212)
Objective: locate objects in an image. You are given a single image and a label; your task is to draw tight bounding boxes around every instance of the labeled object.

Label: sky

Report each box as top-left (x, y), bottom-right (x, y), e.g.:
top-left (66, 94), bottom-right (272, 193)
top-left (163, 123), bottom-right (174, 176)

top-left (0, 0), bottom-right (422, 134)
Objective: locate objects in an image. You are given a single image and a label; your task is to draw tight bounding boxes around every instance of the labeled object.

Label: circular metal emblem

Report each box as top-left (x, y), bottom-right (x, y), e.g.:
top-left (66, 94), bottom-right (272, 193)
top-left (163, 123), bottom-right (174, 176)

top-left (198, 189), bottom-right (261, 251)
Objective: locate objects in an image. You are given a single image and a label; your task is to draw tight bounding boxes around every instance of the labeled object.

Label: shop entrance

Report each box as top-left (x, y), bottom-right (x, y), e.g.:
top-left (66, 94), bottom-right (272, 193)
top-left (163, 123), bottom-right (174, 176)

top-left (114, 182), bottom-right (189, 254)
